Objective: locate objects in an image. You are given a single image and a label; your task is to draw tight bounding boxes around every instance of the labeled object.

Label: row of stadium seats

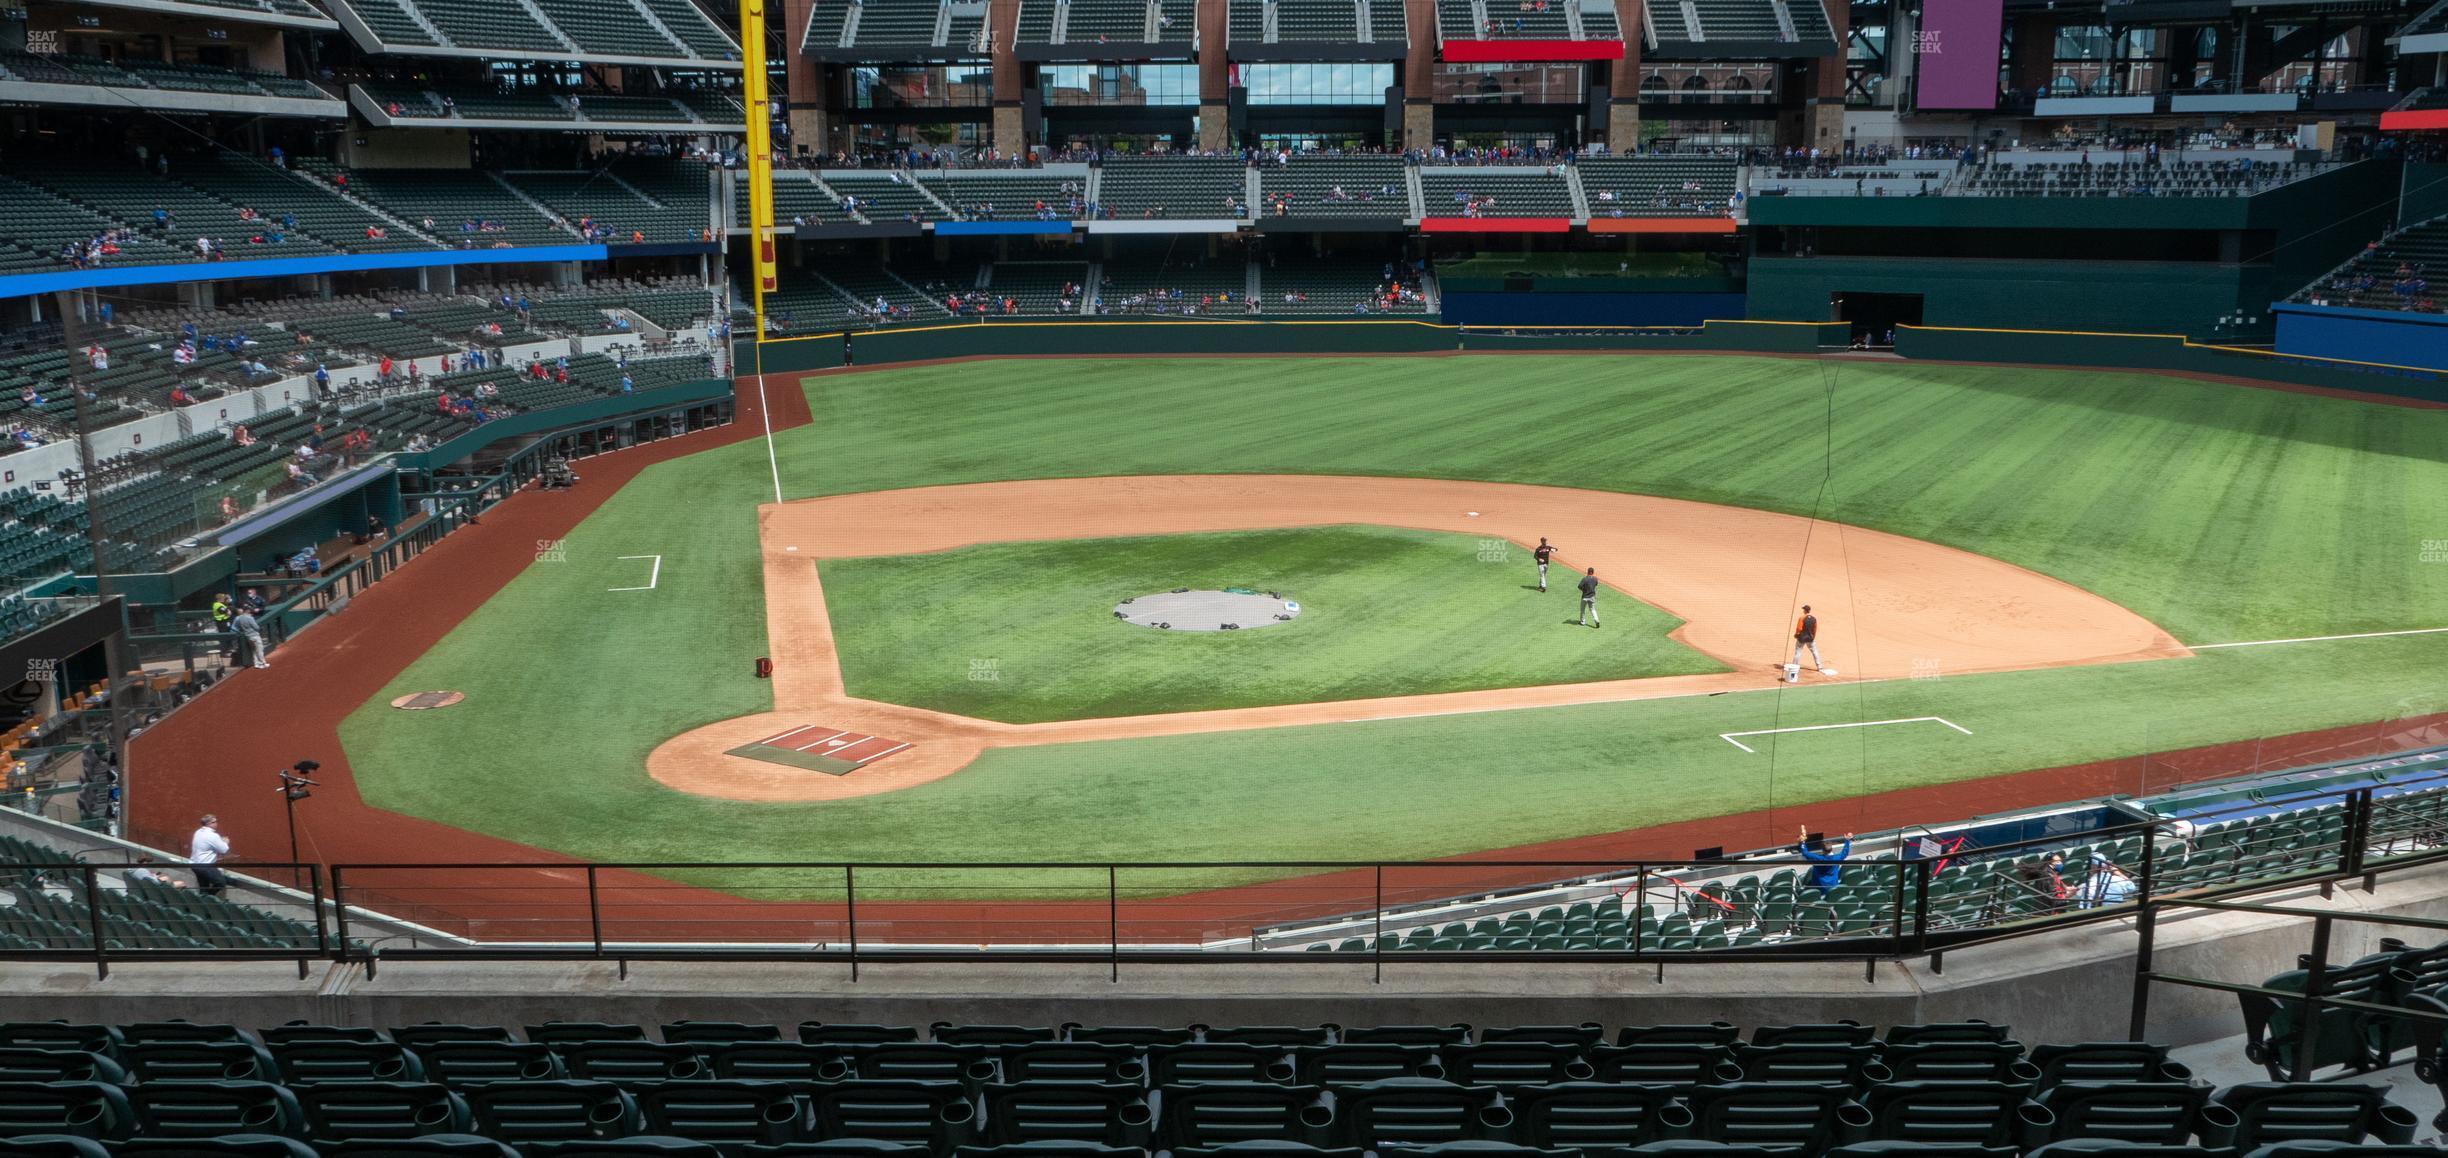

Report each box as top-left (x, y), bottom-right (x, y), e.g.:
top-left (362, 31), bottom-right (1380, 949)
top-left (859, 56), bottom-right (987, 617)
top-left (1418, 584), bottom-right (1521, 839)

top-left (327, 0), bottom-right (737, 62)
top-left (0, 1016), bottom-right (2432, 1154)
top-left (0, 54), bottom-right (334, 103)
top-left (0, 1075), bottom-right (2420, 1152)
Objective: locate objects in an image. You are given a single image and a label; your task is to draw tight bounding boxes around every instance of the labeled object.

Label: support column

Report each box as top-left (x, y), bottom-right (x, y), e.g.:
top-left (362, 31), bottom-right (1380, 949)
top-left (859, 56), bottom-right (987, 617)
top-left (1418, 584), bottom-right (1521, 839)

top-left (1198, 0), bottom-right (1229, 149)
top-left (1801, 0), bottom-right (1849, 155)
top-left (991, 0), bottom-right (1029, 154)
top-left (1404, 0), bottom-right (1437, 149)
top-left (781, 0), bottom-right (828, 156)
top-left (1607, 6), bottom-right (1644, 152)
top-left (2006, 13), bottom-right (2052, 100)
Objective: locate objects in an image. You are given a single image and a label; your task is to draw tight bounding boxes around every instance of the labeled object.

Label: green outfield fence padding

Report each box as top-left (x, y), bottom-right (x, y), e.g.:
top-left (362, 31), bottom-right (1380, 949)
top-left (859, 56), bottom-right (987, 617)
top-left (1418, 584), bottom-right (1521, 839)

top-left (1893, 325), bottom-right (2448, 405)
top-left (734, 317), bottom-right (1849, 373)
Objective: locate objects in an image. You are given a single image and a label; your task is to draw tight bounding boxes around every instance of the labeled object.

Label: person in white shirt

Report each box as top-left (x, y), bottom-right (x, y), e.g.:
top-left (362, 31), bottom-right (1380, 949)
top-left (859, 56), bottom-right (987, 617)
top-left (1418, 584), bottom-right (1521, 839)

top-left (189, 814), bottom-right (231, 896)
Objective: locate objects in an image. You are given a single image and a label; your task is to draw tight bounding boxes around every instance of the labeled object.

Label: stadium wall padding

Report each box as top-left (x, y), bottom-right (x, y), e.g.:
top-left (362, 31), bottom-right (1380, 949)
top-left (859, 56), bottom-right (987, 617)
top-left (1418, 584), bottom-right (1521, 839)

top-left (2271, 304), bottom-right (2448, 374)
top-left (1747, 257), bottom-right (2253, 335)
top-left (2405, 163), bottom-right (2448, 228)
top-left (736, 317), bottom-right (1849, 371)
top-left (1894, 324), bottom-right (2448, 404)
top-left (1439, 291), bottom-right (1748, 327)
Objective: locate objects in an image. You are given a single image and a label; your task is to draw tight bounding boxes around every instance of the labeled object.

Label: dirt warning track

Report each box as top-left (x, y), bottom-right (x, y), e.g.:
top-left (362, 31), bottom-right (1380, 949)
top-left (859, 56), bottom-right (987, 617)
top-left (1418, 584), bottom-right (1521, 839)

top-left (647, 474), bottom-right (2190, 803)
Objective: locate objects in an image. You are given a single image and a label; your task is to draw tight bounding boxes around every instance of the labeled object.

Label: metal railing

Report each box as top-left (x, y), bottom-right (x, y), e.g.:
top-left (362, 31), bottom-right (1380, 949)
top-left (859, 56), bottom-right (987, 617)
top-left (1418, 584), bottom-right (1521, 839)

top-left (14, 765), bottom-right (2448, 979)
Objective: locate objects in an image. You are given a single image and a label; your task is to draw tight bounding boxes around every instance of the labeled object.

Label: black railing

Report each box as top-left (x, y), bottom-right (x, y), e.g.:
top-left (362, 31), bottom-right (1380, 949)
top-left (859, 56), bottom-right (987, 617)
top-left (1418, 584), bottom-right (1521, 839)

top-left (14, 767), bottom-right (2448, 978)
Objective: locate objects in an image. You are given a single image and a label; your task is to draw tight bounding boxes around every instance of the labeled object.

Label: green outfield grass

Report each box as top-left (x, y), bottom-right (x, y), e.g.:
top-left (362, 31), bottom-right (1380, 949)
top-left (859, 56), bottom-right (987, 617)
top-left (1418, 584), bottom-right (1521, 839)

top-left (337, 354), bottom-right (2448, 894)
top-left (820, 526), bottom-right (1720, 723)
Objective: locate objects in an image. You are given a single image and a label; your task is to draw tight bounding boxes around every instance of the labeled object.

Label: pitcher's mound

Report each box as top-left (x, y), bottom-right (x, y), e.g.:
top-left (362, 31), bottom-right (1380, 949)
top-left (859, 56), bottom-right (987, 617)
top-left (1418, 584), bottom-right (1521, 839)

top-left (1115, 589), bottom-right (1303, 633)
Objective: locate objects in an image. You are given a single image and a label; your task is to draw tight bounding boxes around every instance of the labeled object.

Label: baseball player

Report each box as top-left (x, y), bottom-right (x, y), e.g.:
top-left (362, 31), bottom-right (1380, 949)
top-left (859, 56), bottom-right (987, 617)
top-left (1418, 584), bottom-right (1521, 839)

top-left (1577, 567), bottom-right (1601, 628)
top-left (1787, 604), bottom-right (1824, 680)
top-left (1533, 538), bottom-right (1557, 591)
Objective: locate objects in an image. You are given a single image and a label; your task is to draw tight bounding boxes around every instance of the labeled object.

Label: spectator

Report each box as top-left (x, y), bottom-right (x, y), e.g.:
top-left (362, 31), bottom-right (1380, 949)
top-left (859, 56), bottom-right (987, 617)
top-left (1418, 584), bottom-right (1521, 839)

top-left (125, 856), bottom-right (189, 890)
top-left (188, 814), bottom-right (231, 896)
top-left (238, 588), bottom-right (267, 617)
top-left (231, 605), bottom-right (270, 669)
top-left (1796, 825), bottom-right (1852, 896)
top-left (2077, 855), bottom-right (2136, 908)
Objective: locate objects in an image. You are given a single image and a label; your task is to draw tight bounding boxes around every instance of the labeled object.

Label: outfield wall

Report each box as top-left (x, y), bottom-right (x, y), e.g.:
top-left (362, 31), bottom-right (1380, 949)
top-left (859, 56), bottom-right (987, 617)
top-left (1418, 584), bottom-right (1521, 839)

top-left (1893, 325), bottom-right (2448, 405)
top-left (735, 318), bottom-right (1848, 372)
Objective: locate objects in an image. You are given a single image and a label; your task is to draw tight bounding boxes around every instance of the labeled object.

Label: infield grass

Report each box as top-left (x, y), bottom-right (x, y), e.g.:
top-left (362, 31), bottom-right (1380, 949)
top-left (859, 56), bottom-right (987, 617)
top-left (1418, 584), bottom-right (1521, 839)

top-left (821, 526), bottom-right (1721, 723)
top-left (338, 354), bottom-right (2448, 892)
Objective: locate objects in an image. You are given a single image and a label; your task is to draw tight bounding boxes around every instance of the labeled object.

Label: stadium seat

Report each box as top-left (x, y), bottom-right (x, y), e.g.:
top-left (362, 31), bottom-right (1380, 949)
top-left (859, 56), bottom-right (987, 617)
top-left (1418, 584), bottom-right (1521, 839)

top-left (555, 1042), bottom-right (711, 1083)
top-left (125, 1081), bottom-right (306, 1139)
top-left (803, 1080), bottom-right (977, 1150)
top-left (1616, 1024), bottom-right (1741, 1047)
top-left (1324, 1077), bottom-right (1508, 1149)
top-left (1506, 1082), bottom-right (1693, 1150)
top-left (627, 1082), bottom-right (807, 1147)
top-left (1342, 1026), bottom-right (1472, 1047)
top-left (1678, 1083), bottom-right (1874, 1152)
top-left (0, 1027), bottom-right (122, 1056)
top-left (116, 1136), bottom-right (318, 1158)
top-left (930, 1025), bottom-right (1062, 1047)
top-left (2208, 1084), bottom-right (2420, 1147)
top-left (1584, 1043), bottom-right (1740, 1085)
top-left (409, 1042), bottom-right (564, 1086)
top-left (522, 1140), bottom-right (724, 1158)
top-left (1174, 1145), bottom-right (1363, 1158)
top-left (389, 1027), bottom-right (516, 1051)
top-left (1148, 1044), bottom-right (1282, 1085)
top-left (0, 1138), bottom-right (108, 1158)
top-left (2238, 953), bottom-right (2406, 1078)
top-left (661, 1023), bottom-right (782, 1046)
top-left (270, 1041), bottom-right (425, 1084)
top-left (259, 1025), bottom-right (390, 1047)
top-left (978, 1082), bottom-right (1152, 1147)
top-left (301, 1134), bottom-right (518, 1158)
top-left (0, 1050), bottom-right (126, 1084)
top-left (704, 1043), bottom-right (852, 1083)
top-left (123, 1041), bottom-right (281, 1083)
top-left (1205, 1027), bottom-right (1336, 1047)
top-left (459, 1080), bottom-right (641, 1143)
top-left (1726, 1042), bottom-right (1892, 1087)
top-left (528, 1025), bottom-right (650, 1046)
top-left (0, 1083), bottom-right (136, 1140)
top-left (1156, 1083), bottom-right (1327, 1151)
top-left (294, 1081), bottom-right (472, 1140)
top-left (1286, 1043), bottom-right (1442, 1085)
top-left (2027, 1044), bottom-right (2193, 1088)
top-left (1878, 1042), bottom-right (2038, 1084)
top-left (998, 1043), bottom-right (1145, 1084)
top-left (1443, 1044), bottom-right (1593, 1086)
top-left (796, 1025), bottom-right (921, 1046)
top-left (1068, 1027), bottom-right (1196, 1048)
top-left (1856, 1081), bottom-right (2055, 1149)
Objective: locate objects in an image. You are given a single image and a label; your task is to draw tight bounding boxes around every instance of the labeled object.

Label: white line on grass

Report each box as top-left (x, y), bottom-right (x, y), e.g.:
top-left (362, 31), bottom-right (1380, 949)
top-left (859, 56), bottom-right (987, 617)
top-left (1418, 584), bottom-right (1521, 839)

top-left (2185, 626), bottom-right (2448, 650)
top-left (610, 555), bottom-right (663, 592)
top-left (1720, 716), bottom-right (1973, 754)
top-left (757, 371), bottom-right (782, 505)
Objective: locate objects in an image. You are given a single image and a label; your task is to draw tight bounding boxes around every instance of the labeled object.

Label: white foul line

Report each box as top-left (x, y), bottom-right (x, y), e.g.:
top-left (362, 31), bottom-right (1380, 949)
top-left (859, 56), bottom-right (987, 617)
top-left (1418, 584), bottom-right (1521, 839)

top-left (610, 554), bottom-right (662, 592)
top-left (1720, 715), bottom-right (1973, 754)
top-left (2186, 626), bottom-right (2448, 650)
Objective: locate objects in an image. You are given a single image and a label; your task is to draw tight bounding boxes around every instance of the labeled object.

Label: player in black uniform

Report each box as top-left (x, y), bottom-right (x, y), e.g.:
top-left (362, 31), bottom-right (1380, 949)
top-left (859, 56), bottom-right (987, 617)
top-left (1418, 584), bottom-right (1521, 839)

top-left (1534, 538), bottom-right (1557, 591)
top-left (1577, 567), bottom-right (1601, 628)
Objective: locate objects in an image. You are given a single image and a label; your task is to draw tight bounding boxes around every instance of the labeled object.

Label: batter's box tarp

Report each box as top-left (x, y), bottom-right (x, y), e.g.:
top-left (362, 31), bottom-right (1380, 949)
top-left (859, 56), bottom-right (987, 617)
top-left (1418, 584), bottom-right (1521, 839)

top-left (726, 725), bottom-right (912, 776)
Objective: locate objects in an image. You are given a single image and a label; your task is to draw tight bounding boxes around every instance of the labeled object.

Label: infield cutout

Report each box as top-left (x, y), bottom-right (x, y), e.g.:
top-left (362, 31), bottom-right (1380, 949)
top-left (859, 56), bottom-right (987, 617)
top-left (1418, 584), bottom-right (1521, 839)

top-left (1115, 588), bottom-right (1302, 632)
top-left (726, 724), bottom-right (912, 775)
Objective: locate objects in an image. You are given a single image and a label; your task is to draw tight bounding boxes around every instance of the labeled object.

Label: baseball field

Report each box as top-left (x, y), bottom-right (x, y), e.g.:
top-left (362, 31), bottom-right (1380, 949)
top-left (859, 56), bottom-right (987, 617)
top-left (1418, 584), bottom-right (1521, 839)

top-left (325, 352), bottom-right (2448, 898)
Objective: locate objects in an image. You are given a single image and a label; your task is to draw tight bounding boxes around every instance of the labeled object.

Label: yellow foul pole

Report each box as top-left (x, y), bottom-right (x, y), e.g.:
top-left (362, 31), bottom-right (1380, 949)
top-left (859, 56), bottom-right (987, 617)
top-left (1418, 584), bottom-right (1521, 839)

top-left (736, 0), bottom-right (779, 339)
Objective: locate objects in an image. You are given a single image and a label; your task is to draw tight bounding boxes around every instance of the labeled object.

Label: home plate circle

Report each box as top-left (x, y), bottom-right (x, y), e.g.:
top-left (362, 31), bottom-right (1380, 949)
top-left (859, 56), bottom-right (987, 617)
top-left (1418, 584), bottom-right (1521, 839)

top-left (390, 691), bottom-right (465, 710)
